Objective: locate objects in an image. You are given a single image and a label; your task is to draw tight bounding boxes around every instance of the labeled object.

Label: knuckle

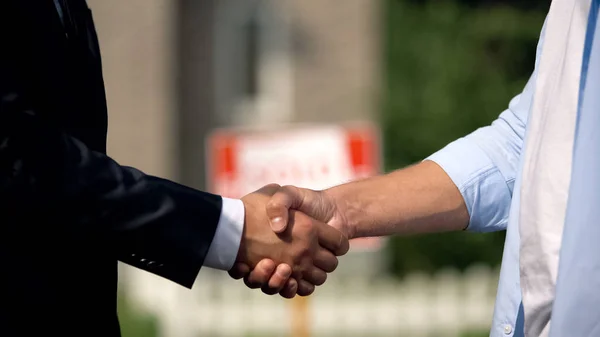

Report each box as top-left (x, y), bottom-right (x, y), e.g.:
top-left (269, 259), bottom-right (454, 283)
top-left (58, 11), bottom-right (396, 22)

top-left (312, 273), bottom-right (326, 286)
top-left (299, 255), bottom-right (313, 272)
top-left (280, 287), bottom-right (296, 299)
top-left (232, 263), bottom-right (250, 276)
top-left (298, 285), bottom-right (315, 297)
top-left (328, 257), bottom-right (339, 272)
top-left (281, 185), bottom-right (296, 193)
top-left (244, 279), bottom-right (260, 289)
top-left (277, 185), bottom-right (297, 200)
top-left (337, 236), bottom-right (349, 255)
top-left (294, 222), bottom-right (315, 238)
top-left (317, 274), bottom-right (327, 286)
top-left (261, 285), bottom-right (279, 295)
top-left (303, 267), bottom-right (327, 285)
top-left (268, 276), bottom-right (285, 289)
top-left (229, 272), bottom-right (243, 280)
top-left (259, 259), bottom-right (276, 273)
top-left (266, 183), bottom-right (281, 189)
top-left (249, 270), bottom-right (268, 284)
top-left (266, 198), bottom-right (282, 210)
top-left (291, 247), bottom-right (311, 264)
top-left (299, 246), bottom-right (312, 257)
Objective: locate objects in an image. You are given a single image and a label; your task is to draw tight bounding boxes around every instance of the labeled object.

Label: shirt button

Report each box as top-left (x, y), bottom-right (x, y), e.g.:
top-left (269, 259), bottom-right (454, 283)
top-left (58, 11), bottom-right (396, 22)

top-left (504, 324), bottom-right (512, 335)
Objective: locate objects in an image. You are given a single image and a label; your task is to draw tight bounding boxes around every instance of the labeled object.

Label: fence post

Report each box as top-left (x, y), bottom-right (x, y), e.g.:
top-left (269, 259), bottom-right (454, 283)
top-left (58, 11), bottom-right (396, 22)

top-left (291, 296), bottom-right (310, 337)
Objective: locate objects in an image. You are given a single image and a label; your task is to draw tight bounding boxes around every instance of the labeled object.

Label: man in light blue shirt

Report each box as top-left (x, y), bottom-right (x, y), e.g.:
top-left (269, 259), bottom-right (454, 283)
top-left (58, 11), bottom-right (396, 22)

top-left (231, 1), bottom-right (600, 336)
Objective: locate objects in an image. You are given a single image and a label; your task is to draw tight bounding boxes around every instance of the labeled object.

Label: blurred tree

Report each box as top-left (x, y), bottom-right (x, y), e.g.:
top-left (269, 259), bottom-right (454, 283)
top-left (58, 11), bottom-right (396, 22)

top-left (382, 0), bottom-right (546, 277)
top-left (407, 0), bottom-right (550, 12)
top-left (117, 291), bottom-right (157, 337)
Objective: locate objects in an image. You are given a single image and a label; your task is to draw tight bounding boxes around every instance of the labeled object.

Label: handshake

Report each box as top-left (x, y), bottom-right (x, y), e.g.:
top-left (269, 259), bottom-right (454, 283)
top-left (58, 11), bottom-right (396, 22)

top-left (229, 184), bottom-right (351, 299)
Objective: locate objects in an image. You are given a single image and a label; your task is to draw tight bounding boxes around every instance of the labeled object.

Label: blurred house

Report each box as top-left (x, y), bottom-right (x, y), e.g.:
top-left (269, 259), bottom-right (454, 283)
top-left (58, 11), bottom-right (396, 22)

top-left (82, 2), bottom-right (506, 336)
top-left (88, 0), bottom-right (380, 190)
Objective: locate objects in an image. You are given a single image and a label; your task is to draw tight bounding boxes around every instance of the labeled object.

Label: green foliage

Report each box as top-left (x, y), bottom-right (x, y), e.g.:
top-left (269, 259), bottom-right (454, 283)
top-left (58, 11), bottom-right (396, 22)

top-left (117, 291), bottom-right (158, 337)
top-left (381, 0), bottom-right (546, 277)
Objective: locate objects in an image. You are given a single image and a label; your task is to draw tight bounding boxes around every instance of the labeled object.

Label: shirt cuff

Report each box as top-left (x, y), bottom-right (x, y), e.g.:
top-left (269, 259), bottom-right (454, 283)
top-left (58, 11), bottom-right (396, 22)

top-left (203, 197), bottom-right (245, 270)
top-left (426, 137), bottom-right (511, 232)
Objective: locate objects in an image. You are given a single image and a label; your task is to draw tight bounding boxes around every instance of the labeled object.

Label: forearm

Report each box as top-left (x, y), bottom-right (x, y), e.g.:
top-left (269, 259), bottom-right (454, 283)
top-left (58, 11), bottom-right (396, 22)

top-left (326, 160), bottom-right (468, 238)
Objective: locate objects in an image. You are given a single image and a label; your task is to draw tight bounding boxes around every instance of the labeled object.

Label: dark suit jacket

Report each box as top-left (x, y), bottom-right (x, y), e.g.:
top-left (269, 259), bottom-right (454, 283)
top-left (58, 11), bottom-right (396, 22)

top-left (0, 1), bottom-right (223, 335)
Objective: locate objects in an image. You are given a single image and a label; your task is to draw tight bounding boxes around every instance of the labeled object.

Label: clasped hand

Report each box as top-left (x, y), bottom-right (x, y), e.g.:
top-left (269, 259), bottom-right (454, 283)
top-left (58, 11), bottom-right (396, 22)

top-left (230, 184), bottom-right (349, 298)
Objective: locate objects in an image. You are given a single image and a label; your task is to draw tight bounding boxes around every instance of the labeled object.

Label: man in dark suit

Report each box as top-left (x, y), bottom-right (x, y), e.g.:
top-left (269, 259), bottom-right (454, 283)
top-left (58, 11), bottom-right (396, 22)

top-left (0, 1), bottom-right (349, 336)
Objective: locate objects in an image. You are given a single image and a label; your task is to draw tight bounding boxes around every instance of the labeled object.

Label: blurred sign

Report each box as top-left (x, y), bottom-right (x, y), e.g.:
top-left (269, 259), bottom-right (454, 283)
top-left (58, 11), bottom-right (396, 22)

top-left (206, 123), bottom-right (383, 251)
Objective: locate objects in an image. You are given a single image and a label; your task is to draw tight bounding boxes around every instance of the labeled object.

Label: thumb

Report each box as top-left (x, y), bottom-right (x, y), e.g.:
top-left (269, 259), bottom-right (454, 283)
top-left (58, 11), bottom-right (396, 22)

top-left (266, 185), bottom-right (307, 233)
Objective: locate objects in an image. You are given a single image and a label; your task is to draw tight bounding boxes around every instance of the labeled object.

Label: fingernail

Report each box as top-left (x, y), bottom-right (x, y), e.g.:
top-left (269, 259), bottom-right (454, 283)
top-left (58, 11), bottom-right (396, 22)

top-left (271, 217), bottom-right (284, 231)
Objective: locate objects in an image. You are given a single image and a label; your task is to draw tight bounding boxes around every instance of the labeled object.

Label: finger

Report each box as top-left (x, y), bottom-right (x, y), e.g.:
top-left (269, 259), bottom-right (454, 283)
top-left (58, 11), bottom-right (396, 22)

top-left (266, 185), bottom-right (307, 233)
top-left (228, 262), bottom-right (251, 280)
top-left (244, 259), bottom-right (276, 289)
top-left (317, 222), bottom-right (350, 256)
top-left (312, 248), bottom-right (339, 273)
top-left (296, 279), bottom-right (316, 297)
top-left (268, 263), bottom-right (293, 288)
top-left (302, 267), bottom-right (327, 286)
top-left (279, 279), bottom-right (298, 299)
top-left (260, 264), bottom-right (293, 295)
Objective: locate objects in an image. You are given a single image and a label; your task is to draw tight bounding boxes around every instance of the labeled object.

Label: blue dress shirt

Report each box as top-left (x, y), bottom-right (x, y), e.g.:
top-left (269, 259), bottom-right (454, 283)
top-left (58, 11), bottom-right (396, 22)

top-left (427, 18), bottom-right (548, 337)
top-left (549, 1), bottom-right (600, 336)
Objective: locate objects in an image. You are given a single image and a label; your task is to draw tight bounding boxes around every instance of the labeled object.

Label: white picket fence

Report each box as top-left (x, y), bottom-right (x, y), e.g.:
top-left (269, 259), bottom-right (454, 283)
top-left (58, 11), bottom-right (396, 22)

top-left (119, 262), bottom-right (500, 337)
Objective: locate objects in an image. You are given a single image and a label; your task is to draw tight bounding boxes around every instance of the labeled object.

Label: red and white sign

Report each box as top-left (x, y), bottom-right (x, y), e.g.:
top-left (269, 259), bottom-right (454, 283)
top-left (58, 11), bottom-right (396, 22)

top-left (206, 123), bottom-right (383, 251)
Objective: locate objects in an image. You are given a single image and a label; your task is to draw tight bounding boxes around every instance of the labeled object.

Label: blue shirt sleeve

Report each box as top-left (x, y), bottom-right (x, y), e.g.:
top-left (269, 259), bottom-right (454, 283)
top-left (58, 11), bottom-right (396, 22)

top-left (426, 49), bottom-right (543, 232)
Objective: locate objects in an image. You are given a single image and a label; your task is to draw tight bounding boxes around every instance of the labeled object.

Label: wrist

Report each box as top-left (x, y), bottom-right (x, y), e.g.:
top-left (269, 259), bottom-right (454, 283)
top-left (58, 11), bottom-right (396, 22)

top-left (323, 186), bottom-right (357, 239)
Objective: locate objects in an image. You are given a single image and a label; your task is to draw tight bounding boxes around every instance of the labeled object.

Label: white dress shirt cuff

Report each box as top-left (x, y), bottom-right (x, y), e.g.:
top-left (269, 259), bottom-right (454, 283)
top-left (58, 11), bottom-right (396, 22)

top-left (204, 197), bottom-right (245, 270)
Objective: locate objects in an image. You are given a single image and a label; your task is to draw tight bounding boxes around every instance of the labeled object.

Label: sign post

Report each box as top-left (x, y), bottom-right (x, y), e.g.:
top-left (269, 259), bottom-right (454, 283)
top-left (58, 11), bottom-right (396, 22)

top-left (206, 123), bottom-right (383, 335)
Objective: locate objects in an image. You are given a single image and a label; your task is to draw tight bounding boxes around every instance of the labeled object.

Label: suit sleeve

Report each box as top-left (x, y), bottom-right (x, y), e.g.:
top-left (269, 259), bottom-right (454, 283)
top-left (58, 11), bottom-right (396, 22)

top-left (0, 42), bottom-right (225, 291)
